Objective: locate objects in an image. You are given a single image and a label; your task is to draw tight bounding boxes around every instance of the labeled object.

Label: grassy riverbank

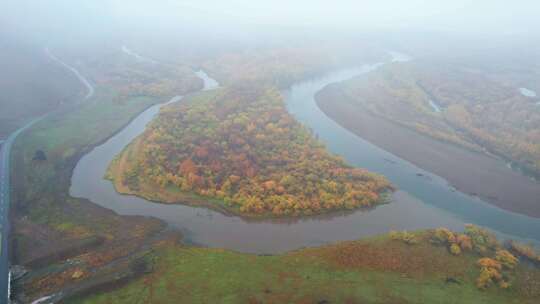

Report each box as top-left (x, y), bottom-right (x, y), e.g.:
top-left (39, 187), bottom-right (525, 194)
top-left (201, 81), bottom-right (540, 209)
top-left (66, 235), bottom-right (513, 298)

top-left (10, 73), bottom-right (201, 301)
top-left (68, 229), bottom-right (540, 304)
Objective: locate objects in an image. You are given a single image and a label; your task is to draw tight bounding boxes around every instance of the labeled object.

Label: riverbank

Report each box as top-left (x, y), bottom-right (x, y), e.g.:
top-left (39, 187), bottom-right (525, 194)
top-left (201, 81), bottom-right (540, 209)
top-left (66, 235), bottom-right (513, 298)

top-left (316, 85), bottom-right (540, 218)
top-left (11, 62), bottom-right (203, 301)
top-left (67, 227), bottom-right (540, 304)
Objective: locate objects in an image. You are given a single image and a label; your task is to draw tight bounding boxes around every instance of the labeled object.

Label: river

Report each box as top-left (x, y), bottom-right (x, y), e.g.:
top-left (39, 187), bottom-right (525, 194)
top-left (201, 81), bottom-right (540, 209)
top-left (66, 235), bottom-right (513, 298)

top-left (519, 87), bottom-right (537, 98)
top-left (70, 57), bottom-right (540, 254)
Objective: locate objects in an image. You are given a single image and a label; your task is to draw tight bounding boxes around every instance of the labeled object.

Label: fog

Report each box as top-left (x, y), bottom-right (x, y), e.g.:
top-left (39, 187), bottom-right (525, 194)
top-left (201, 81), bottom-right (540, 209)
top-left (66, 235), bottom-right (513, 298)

top-left (2, 0), bottom-right (539, 119)
top-left (2, 0), bottom-right (539, 47)
top-left (2, 0), bottom-right (540, 109)
top-left (3, 3), bottom-right (540, 302)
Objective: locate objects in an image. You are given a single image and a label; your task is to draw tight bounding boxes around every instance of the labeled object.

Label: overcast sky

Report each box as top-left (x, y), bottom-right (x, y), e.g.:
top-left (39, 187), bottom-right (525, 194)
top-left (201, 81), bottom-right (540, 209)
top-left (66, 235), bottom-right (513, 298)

top-left (146, 0), bottom-right (540, 31)
top-left (2, 0), bottom-right (539, 44)
top-left (113, 0), bottom-right (540, 33)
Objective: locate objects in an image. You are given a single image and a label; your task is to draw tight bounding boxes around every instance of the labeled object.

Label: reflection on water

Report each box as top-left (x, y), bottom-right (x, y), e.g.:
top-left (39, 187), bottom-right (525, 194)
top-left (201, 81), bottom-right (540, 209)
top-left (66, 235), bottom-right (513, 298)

top-left (71, 60), bottom-right (540, 254)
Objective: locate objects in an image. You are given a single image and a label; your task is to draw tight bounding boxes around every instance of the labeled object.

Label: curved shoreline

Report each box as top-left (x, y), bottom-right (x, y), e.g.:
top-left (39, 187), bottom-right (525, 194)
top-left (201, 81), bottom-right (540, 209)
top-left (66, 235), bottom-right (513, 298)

top-left (104, 91), bottom-right (394, 219)
top-left (315, 85), bottom-right (540, 218)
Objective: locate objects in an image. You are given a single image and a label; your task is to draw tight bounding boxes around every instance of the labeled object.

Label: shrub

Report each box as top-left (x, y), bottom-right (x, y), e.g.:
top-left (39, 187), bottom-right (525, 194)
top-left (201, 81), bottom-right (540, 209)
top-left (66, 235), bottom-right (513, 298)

top-left (508, 241), bottom-right (540, 263)
top-left (450, 243), bottom-right (462, 256)
top-left (456, 234), bottom-right (473, 251)
top-left (476, 265), bottom-right (502, 289)
top-left (476, 257), bottom-right (515, 290)
top-left (465, 224), bottom-right (499, 254)
top-left (432, 228), bottom-right (456, 245)
top-left (390, 230), bottom-right (419, 245)
top-left (495, 250), bottom-right (518, 269)
top-left (431, 228), bottom-right (473, 255)
top-left (33, 149), bottom-right (47, 161)
top-left (477, 257), bottom-right (502, 270)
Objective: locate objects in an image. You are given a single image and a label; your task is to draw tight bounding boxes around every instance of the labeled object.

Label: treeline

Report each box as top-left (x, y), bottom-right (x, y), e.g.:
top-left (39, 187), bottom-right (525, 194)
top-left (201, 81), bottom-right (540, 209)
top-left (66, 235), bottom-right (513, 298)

top-left (422, 64), bottom-right (540, 178)
top-left (120, 86), bottom-right (393, 216)
top-left (201, 44), bottom-right (385, 89)
top-left (343, 62), bottom-right (540, 178)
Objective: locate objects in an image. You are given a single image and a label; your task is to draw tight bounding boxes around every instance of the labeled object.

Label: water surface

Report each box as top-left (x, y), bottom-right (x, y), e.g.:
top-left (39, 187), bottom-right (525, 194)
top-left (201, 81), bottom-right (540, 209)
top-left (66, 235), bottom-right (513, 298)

top-left (428, 100), bottom-right (442, 112)
top-left (519, 87), bottom-right (537, 98)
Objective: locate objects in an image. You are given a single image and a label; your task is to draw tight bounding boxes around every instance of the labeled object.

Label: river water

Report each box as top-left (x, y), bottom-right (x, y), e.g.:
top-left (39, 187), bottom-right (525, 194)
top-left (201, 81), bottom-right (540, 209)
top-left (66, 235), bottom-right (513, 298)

top-left (70, 59), bottom-right (540, 254)
top-left (519, 87), bottom-right (537, 98)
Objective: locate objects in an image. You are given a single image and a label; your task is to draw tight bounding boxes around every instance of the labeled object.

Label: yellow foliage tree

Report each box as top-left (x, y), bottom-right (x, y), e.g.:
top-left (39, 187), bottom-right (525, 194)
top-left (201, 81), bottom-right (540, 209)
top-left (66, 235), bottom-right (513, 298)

top-left (495, 250), bottom-right (518, 270)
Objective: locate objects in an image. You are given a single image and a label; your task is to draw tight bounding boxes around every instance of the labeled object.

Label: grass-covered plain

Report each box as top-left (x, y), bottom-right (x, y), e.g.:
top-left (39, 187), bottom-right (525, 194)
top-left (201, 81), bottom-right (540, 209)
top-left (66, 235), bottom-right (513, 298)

top-left (69, 230), bottom-right (540, 304)
top-left (11, 81), bottom-right (198, 301)
top-left (13, 86), bottom-right (160, 229)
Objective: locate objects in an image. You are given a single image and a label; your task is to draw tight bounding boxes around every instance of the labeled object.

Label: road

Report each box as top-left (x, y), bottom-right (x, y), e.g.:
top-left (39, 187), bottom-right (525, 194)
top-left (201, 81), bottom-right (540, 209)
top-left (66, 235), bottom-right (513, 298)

top-left (44, 48), bottom-right (95, 99)
top-left (0, 48), bottom-right (94, 303)
top-left (0, 134), bottom-right (10, 303)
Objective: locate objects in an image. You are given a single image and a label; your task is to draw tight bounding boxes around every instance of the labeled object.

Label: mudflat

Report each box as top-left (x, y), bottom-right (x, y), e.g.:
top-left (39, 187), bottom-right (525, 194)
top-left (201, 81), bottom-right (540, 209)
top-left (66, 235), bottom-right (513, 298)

top-left (316, 86), bottom-right (540, 218)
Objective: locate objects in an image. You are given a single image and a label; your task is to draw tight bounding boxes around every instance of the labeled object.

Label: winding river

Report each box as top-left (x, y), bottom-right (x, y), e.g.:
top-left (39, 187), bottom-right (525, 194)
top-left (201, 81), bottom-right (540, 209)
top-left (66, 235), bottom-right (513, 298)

top-left (71, 55), bottom-right (540, 254)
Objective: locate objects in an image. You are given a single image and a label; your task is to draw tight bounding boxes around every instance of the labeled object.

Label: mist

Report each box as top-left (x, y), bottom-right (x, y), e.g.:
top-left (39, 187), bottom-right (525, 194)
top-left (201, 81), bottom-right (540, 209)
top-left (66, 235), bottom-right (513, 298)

top-left (2, 0), bottom-right (539, 134)
top-left (2, 0), bottom-right (540, 48)
top-left (4, 1), bottom-right (540, 303)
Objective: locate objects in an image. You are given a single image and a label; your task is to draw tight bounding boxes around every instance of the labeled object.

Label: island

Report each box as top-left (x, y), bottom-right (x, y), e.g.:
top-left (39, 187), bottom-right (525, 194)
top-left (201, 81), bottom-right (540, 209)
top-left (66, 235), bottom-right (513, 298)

top-left (106, 85), bottom-right (393, 217)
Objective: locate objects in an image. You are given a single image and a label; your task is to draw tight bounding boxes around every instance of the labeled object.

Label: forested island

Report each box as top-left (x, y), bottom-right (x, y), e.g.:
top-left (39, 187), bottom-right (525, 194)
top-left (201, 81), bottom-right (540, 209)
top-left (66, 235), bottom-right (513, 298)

top-left (106, 85), bottom-right (392, 217)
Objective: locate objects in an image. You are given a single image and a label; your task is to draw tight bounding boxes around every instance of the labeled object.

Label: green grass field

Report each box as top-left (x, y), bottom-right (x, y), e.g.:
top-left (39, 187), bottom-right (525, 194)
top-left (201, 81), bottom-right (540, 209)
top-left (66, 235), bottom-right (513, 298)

top-left (10, 84), bottom-right (171, 299)
top-left (12, 85), bottom-right (159, 225)
top-left (69, 233), bottom-right (540, 304)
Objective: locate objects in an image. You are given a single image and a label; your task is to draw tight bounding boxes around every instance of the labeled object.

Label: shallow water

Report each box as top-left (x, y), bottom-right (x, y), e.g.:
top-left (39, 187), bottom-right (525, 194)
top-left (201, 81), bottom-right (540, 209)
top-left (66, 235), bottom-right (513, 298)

top-left (428, 100), bottom-right (442, 112)
top-left (71, 60), bottom-right (540, 254)
top-left (519, 87), bottom-right (537, 98)
top-left (121, 46), bottom-right (158, 64)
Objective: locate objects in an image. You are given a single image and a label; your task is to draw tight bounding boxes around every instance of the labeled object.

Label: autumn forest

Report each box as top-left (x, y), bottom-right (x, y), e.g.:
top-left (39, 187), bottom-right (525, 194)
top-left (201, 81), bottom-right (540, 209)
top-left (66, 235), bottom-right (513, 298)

top-left (107, 85), bottom-right (392, 217)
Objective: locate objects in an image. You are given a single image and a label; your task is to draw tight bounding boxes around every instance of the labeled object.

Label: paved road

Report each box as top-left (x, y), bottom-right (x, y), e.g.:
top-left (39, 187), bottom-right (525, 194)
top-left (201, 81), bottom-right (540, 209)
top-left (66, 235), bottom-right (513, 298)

top-left (0, 117), bottom-right (43, 303)
top-left (0, 48), bottom-right (94, 303)
top-left (44, 48), bottom-right (94, 99)
top-left (0, 136), bottom-right (9, 302)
